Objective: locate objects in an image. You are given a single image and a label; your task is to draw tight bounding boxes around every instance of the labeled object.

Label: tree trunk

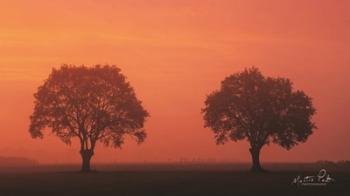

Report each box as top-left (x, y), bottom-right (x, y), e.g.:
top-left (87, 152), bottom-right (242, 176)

top-left (80, 149), bottom-right (94, 172)
top-left (249, 147), bottom-right (264, 172)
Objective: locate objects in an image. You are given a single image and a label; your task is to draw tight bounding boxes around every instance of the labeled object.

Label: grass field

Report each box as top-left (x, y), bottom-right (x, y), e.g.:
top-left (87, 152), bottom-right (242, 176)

top-left (0, 163), bottom-right (349, 196)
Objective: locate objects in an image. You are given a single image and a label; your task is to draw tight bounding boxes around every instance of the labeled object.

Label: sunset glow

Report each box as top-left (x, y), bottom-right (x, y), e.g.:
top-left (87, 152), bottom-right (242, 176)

top-left (0, 0), bottom-right (349, 164)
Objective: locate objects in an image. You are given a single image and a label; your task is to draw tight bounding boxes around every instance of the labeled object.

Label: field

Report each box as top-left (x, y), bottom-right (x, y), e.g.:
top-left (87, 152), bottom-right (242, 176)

top-left (0, 163), bottom-right (349, 196)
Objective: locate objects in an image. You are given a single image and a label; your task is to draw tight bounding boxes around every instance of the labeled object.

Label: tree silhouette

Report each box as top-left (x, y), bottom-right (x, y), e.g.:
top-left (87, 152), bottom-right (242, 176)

top-left (202, 67), bottom-right (316, 172)
top-left (29, 65), bottom-right (149, 172)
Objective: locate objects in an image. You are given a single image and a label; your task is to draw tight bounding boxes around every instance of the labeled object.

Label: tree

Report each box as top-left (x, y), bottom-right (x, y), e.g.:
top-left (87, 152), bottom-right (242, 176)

top-left (202, 67), bottom-right (316, 172)
top-left (29, 65), bottom-right (149, 172)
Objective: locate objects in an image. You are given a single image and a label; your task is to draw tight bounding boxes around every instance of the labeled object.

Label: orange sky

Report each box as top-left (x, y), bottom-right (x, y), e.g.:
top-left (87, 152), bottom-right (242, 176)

top-left (0, 0), bottom-right (349, 164)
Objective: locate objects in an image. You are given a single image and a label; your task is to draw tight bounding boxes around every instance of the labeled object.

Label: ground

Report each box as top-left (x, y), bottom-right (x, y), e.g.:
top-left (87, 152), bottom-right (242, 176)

top-left (0, 163), bottom-right (348, 196)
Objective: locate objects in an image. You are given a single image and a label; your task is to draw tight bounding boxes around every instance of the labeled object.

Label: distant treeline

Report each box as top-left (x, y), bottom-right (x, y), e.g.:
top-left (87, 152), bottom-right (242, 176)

top-left (0, 156), bottom-right (38, 167)
top-left (314, 160), bottom-right (350, 170)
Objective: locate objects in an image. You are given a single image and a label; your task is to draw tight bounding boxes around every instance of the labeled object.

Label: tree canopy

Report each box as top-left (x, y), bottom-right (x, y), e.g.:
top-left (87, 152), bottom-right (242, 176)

top-left (202, 67), bottom-right (316, 171)
top-left (29, 65), bottom-right (149, 171)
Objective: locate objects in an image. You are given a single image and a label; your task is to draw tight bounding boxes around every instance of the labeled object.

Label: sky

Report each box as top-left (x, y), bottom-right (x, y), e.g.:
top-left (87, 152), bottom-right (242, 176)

top-left (0, 0), bottom-right (349, 164)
